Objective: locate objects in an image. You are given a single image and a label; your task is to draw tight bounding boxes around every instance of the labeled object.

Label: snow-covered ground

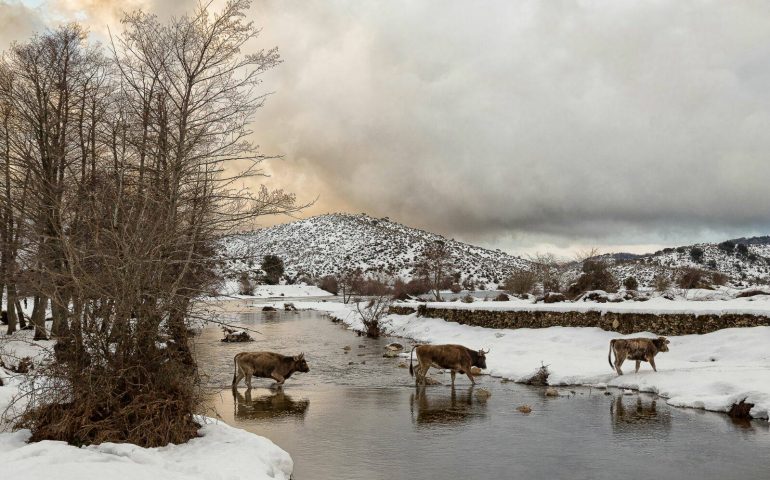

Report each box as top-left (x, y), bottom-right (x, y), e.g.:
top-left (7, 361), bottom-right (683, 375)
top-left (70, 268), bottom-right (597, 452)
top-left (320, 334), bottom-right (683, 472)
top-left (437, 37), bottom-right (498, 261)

top-left (216, 281), bottom-right (333, 299)
top-left (0, 416), bottom-right (293, 480)
top-left (298, 301), bottom-right (770, 420)
top-left (0, 331), bottom-right (293, 479)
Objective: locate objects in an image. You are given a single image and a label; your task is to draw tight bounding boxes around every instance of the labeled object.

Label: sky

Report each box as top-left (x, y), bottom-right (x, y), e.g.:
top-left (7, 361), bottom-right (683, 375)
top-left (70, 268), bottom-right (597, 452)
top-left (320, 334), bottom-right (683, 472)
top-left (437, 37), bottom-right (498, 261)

top-left (4, 0), bottom-right (770, 258)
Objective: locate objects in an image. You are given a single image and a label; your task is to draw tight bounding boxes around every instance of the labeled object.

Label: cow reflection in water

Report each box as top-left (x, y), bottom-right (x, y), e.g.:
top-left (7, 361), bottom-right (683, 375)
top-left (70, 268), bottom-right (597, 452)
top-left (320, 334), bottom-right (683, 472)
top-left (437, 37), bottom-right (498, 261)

top-left (611, 395), bottom-right (671, 432)
top-left (410, 386), bottom-right (487, 425)
top-left (232, 388), bottom-right (309, 421)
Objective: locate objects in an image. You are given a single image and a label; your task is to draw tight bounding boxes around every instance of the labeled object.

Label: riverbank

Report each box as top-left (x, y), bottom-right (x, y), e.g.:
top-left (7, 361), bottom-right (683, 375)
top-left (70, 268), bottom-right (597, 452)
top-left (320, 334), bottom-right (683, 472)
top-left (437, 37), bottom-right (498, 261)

top-left (0, 331), bottom-right (294, 480)
top-left (268, 300), bottom-right (770, 420)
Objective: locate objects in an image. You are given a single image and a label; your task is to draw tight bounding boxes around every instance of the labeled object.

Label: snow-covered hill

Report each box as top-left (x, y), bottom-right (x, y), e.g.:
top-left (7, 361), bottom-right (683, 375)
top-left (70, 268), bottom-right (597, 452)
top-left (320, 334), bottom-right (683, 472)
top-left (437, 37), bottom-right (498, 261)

top-left (221, 213), bottom-right (530, 288)
top-left (568, 238), bottom-right (770, 288)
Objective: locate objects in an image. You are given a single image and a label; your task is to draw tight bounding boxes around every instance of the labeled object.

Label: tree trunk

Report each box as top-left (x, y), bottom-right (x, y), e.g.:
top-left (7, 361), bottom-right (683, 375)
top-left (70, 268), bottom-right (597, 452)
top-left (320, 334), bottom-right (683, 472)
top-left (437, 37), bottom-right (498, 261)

top-left (15, 299), bottom-right (26, 329)
top-left (5, 284), bottom-right (18, 334)
top-left (31, 295), bottom-right (49, 340)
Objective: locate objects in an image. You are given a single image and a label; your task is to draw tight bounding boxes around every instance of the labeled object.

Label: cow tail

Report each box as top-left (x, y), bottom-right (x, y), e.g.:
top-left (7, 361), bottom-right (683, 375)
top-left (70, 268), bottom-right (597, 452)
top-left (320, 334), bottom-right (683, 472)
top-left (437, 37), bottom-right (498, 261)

top-left (409, 345), bottom-right (418, 377)
top-left (232, 354), bottom-right (239, 385)
top-left (608, 339), bottom-right (615, 370)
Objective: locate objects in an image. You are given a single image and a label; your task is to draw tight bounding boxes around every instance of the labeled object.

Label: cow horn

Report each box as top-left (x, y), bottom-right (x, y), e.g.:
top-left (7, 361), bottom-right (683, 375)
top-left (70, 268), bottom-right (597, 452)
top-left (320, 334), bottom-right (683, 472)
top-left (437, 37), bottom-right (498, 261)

top-left (482, 348), bottom-right (490, 354)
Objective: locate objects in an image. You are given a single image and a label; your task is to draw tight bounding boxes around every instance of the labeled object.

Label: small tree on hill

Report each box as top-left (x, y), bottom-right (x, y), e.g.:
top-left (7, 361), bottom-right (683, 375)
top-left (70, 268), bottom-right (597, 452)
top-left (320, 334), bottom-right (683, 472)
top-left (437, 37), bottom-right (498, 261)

top-left (623, 276), bottom-right (639, 291)
top-left (690, 247), bottom-right (704, 263)
top-left (261, 255), bottom-right (284, 285)
top-left (414, 240), bottom-right (453, 301)
top-left (504, 270), bottom-right (537, 295)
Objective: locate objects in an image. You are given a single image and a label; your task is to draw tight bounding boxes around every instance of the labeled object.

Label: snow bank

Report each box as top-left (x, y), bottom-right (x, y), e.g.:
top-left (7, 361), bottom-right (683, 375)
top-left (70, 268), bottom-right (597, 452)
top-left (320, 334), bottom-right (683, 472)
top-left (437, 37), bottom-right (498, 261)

top-left (413, 294), bottom-right (770, 316)
top-left (0, 416), bottom-right (292, 480)
top-left (0, 334), bottom-right (294, 479)
top-left (313, 302), bottom-right (770, 419)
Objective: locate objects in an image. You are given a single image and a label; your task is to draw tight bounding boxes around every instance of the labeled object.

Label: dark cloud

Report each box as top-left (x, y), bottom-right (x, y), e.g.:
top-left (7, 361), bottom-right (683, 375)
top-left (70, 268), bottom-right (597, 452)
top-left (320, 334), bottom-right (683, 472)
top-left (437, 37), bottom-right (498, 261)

top-left (7, 1), bottom-right (770, 254)
top-left (247, 0), bottom-right (770, 253)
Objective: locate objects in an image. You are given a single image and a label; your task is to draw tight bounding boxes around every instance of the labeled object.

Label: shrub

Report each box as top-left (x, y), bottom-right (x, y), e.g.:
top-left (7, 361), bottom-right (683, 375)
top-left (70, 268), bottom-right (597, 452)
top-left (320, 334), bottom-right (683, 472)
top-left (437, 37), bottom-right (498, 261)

top-left (711, 272), bottom-right (729, 286)
top-left (690, 247), bottom-right (704, 263)
top-left (493, 293), bottom-right (510, 301)
top-left (736, 244), bottom-right (749, 257)
top-left (567, 260), bottom-right (618, 297)
top-left (449, 283), bottom-right (463, 294)
top-left (504, 270), bottom-right (537, 295)
top-left (319, 275), bottom-right (339, 295)
top-left (261, 255), bottom-right (284, 285)
top-left (622, 276), bottom-right (639, 291)
top-left (460, 294), bottom-right (474, 303)
top-left (238, 272), bottom-right (254, 296)
top-left (718, 241), bottom-right (735, 254)
top-left (678, 267), bottom-right (709, 289)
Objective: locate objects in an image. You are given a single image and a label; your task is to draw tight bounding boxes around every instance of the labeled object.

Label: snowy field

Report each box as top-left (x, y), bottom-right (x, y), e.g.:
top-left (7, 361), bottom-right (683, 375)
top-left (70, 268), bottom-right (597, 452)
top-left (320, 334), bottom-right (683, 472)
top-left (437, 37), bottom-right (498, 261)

top-left (216, 281), bottom-right (332, 299)
top-left (290, 300), bottom-right (770, 420)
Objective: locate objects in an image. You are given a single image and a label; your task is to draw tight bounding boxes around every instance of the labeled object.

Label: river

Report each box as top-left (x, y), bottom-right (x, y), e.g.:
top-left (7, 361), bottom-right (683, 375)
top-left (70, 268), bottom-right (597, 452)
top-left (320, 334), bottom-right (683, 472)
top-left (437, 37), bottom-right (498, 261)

top-left (195, 304), bottom-right (770, 480)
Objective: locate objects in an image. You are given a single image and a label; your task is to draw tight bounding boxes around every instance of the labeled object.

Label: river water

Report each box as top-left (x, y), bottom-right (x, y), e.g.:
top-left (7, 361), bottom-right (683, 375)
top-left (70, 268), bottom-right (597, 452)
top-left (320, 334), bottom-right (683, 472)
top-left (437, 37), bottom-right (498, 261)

top-left (195, 305), bottom-right (770, 480)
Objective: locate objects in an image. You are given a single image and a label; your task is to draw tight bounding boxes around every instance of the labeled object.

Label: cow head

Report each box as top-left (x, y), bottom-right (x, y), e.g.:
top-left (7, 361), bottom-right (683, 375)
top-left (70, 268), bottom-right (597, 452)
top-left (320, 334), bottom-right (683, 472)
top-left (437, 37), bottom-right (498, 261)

top-left (653, 337), bottom-right (670, 352)
top-left (475, 348), bottom-right (489, 369)
top-left (294, 353), bottom-right (310, 372)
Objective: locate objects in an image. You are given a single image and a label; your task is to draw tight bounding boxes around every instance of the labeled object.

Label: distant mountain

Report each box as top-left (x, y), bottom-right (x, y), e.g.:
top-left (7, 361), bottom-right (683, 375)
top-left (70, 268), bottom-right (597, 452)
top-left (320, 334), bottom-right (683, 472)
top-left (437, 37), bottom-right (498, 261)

top-left (220, 213), bottom-right (530, 288)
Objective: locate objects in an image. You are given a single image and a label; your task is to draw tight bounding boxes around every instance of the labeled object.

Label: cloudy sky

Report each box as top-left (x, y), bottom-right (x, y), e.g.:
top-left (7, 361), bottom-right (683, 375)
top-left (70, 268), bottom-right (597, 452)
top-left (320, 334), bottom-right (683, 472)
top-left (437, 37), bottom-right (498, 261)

top-left (4, 0), bottom-right (770, 257)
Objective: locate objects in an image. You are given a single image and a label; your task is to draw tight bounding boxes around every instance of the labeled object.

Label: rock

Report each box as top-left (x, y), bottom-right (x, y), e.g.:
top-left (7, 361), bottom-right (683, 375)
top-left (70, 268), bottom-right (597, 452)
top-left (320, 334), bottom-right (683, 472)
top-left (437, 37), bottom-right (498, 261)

top-left (542, 292), bottom-right (566, 304)
top-left (382, 350), bottom-right (400, 358)
top-left (342, 345), bottom-right (352, 351)
top-left (221, 331), bottom-right (254, 343)
top-left (262, 306), bottom-right (277, 312)
top-left (604, 391), bottom-right (612, 396)
top-left (359, 344), bottom-right (366, 348)
top-left (475, 388), bottom-right (492, 400)
top-left (423, 377), bottom-right (442, 385)
top-left (348, 361), bottom-right (355, 365)
top-left (361, 361), bottom-right (366, 365)
top-left (516, 405), bottom-right (532, 414)
top-left (397, 362), bottom-right (408, 368)
top-left (493, 293), bottom-right (510, 302)
top-left (283, 303), bottom-right (297, 311)
top-left (623, 389), bottom-right (634, 395)
top-left (385, 343), bottom-right (404, 351)
top-left (544, 387), bottom-right (559, 397)
top-left (357, 353), bottom-right (366, 357)
top-left (728, 399), bottom-right (754, 419)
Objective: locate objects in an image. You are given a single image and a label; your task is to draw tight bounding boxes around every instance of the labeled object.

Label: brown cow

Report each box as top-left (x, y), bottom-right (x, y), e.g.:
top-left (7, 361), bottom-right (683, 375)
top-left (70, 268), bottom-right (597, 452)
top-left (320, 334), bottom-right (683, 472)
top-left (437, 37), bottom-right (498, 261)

top-left (409, 344), bottom-right (488, 386)
top-left (232, 351), bottom-right (309, 389)
top-left (608, 337), bottom-right (670, 375)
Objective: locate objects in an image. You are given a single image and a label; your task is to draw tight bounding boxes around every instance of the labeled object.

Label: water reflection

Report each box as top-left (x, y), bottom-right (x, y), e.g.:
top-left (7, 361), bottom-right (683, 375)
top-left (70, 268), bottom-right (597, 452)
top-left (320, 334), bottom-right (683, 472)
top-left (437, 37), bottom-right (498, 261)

top-left (409, 386), bottom-right (487, 426)
top-left (611, 395), bottom-right (671, 432)
top-left (232, 387), bottom-right (310, 421)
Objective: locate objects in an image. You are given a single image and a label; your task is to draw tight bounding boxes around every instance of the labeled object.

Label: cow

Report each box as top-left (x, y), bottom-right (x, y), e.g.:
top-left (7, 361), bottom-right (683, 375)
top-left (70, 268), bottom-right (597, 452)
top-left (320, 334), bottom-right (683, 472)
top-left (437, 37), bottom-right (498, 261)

top-left (608, 337), bottom-right (670, 375)
top-left (232, 351), bottom-right (309, 389)
top-left (409, 344), bottom-right (488, 386)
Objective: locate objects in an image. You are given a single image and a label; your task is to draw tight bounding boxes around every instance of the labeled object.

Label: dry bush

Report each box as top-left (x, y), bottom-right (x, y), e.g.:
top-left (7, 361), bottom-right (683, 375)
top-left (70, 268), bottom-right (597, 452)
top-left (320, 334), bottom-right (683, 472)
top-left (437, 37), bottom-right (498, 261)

top-left (355, 296), bottom-right (392, 338)
top-left (504, 270), bottom-right (537, 295)
top-left (567, 260), bottom-right (618, 297)
top-left (677, 267), bottom-right (710, 289)
top-left (623, 276), bottom-right (639, 291)
top-left (653, 273), bottom-right (672, 292)
top-left (711, 272), bottom-right (729, 286)
top-left (319, 275), bottom-right (339, 295)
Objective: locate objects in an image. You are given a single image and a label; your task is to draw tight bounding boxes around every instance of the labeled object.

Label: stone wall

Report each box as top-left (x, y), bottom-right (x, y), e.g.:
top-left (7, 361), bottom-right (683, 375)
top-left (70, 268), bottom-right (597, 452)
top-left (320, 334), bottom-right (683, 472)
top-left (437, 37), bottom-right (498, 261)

top-left (387, 305), bottom-right (770, 335)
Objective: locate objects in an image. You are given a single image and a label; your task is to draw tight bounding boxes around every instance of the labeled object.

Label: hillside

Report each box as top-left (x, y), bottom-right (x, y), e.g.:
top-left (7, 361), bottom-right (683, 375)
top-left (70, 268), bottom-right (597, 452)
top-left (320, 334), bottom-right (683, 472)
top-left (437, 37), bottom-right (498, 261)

top-left (568, 238), bottom-right (770, 288)
top-left (221, 213), bottom-right (530, 288)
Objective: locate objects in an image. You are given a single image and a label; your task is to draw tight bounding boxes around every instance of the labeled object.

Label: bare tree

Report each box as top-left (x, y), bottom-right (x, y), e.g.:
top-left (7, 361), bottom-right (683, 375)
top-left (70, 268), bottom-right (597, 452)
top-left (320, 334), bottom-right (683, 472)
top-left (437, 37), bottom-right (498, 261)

top-left (354, 295), bottom-right (392, 338)
top-left (1, 1), bottom-right (303, 447)
top-left (414, 240), bottom-right (453, 301)
top-left (527, 252), bottom-right (564, 295)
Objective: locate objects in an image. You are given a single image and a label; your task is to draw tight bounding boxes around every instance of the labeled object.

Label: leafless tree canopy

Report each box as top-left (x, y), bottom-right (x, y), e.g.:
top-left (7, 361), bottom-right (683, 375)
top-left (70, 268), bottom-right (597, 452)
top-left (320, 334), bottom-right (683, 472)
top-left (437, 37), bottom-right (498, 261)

top-left (0, 0), bottom-right (299, 446)
top-left (414, 240), bottom-right (453, 301)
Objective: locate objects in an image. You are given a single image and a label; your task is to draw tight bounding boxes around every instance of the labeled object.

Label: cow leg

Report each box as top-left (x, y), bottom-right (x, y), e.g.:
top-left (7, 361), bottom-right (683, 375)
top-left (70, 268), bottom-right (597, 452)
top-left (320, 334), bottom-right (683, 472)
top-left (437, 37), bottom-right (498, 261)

top-left (615, 352), bottom-right (626, 375)
top-left (233, 368), bottom-right (245, 388)
top-left (466, 368), bottom-right (476, 385)
top-left (649, 357), bottom-right (657, 372)
top-left (271, 372), bottom-right (286, 387)
top-left (245, 373), bottom-right (253, 390)
top-left (450, 370), bottom-right (456, 386)
top-left (634, 360), bottom-right (641, 373)
top-left (417, 359), bottom-right (430, 386)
